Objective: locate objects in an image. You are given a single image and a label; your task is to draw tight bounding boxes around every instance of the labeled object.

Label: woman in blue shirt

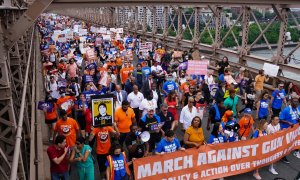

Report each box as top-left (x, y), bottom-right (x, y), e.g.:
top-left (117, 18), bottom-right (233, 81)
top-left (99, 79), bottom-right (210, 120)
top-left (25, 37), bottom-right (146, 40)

top-left (271, 83), bottom-right (287, 116)
top-left (208, 122), bottom-right (227, 144)
top-left (69, 136), bottom-right (94, 180)
top-left (256, 91), bottom-right (271, 120)
top-left (252, 120), bottom-right (268, 180)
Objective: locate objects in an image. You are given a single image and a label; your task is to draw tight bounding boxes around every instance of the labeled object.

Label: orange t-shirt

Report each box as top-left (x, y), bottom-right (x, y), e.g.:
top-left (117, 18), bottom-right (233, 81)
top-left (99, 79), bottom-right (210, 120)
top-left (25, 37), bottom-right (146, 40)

top-left (116, 57), bottom-right (123, 66)
top-left (238, 116), bottom-right (254, 138)
top-left (57, 96), bottom-right (75, 115)
top-left (98, 67), bottom-right (107, 73)
top-left (54, 117), bottom-right (79, 147)
top-left (45, 103), bottom-right (58, 120)
top-left (114, 107), bottom-right (135, 133)
top-left (57, 63), bottom-right (67, 72)
top-left (93, 126), bottom-right (114, 154)
top-left (120, 67), bottom-right (132, 84)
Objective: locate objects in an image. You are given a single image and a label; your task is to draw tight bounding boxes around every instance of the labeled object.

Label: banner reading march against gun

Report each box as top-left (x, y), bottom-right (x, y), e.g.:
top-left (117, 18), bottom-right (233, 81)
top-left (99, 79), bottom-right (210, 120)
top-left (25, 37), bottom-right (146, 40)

top-left (91, 94), bottom-right (114, 127)
top-left (134, 124), bottom-right (300, 180)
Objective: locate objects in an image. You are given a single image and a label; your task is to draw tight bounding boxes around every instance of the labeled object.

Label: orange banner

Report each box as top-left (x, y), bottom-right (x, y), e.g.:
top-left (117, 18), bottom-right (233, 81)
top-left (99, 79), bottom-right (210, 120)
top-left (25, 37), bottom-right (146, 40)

top-left (134, 124), bottom-right (300, 180)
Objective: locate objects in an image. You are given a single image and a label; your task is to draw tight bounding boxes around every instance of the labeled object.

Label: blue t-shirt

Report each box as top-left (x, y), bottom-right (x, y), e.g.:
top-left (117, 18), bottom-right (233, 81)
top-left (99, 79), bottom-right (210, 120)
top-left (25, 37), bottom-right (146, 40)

top-left (208, 133), bottom-right (227, 144)
top-left (252, 130), bottom-right (267, 138)
top-left (142, 67), bottom-right (151, 79)
top-left (105, 153), bottom-right (127, 180)
top-left (156, 138), bottom-right (181, 153)
top-left (162, 81), bottom-right (178, 95)
top-left (272, 89), bottom-right (286, 109)
top-left (75, 100), bottom-right (88, 116)
top-left (279, 106), bottom-right (300, 129)
top-left (258, 99), bottom-right (269, 118)
top-left (75, 145), bottom-right (94, 168)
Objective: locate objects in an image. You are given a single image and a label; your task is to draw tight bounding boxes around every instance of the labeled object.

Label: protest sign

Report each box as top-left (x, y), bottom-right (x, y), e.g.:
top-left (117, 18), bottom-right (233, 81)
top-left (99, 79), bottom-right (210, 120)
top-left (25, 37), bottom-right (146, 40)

top-left (103, 35), bottom-right (111, 41)
top-left (134, 124), bottom-right (300, 180)
top-left (79, 28), bottom-right (88, 36)
top-left (86, 49), bottom-right (96, 61)
top-left (91, 94), bottom-right (114, 127)
top-left (98, 27), bottom-right (107, 34)
top-left (37, 101), bottom-right (53, 112)
top-left (263, 63), bottom-right (279, 77)
top-left (186, 60), bottom-right (209, 75)
top-left (110, 28), bottom-right (117, 33)
top-left (90, 26), bottom-right (97, 33)
top-left (125, 50), bottom-right (133, 60)
top-left (74, 25), bottom-right (80, 33)
top-left (116, 28), bottom-right (123, 34)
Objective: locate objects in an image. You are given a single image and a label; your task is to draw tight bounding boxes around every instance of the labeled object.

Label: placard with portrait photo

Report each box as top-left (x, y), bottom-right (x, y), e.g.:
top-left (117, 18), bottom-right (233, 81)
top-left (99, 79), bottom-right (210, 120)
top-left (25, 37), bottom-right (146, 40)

top-left (91, 94), bottom-right (114, 127)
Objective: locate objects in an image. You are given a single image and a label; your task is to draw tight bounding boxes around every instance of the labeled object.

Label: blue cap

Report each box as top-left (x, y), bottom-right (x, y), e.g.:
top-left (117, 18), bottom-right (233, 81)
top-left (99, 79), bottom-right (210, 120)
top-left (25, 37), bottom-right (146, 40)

top-left (244, 108), bottom-right (252, 114)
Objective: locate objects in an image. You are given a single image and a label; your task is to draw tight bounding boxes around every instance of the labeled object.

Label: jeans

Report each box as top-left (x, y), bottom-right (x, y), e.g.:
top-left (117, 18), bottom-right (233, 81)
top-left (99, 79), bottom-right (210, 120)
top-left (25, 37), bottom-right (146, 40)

top-left (51, 172), bottom-right (69, 180)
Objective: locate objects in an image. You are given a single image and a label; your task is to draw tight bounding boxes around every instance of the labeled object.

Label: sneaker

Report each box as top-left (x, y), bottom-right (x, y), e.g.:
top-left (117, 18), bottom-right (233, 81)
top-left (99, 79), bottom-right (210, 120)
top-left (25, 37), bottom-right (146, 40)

top-left (281, 157), bottom-right (290, 164)
top-left (269, 167), bottom-right (278, 175)
top-left (294, 151), bottom-right (300, 159)
top-left (253, 173), bottom-right (262, 180)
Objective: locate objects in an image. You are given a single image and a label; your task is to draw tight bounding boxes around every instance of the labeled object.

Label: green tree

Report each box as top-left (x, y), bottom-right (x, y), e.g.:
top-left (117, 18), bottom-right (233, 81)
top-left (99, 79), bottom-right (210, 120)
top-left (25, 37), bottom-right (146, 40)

top-left (168, 28), bottom-right (176, 37)
top-left (183, 29), bottom-right (193, 40)
top-left (250, 10), bottom-right (263, 21)
top-left (287, 27), bottom-right (300, 42)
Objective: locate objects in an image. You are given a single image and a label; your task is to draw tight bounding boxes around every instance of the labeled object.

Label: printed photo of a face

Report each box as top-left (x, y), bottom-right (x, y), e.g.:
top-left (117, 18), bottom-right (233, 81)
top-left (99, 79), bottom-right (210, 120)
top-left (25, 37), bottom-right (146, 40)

top-left (92, 97), bottom-right (114, 127)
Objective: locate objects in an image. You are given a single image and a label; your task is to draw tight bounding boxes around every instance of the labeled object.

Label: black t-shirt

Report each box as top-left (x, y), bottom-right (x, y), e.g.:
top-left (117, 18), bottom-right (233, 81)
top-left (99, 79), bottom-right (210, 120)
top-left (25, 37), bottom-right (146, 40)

top-left (183, 92), bottom-right (196, 106)
top-left (138, 116), bottom-right (161, 143)
top-left (157, 112), bottom-right (174, 132)
top-left (218, 61), bottom-right (229, 74)
top-left (125, 133), bottom-right (145, 159)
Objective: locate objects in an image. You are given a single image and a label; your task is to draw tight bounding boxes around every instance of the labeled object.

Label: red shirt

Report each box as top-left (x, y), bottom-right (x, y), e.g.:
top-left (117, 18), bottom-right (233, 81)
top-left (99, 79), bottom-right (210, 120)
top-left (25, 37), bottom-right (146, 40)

top-left (47, 145), bottom-right (69, 173)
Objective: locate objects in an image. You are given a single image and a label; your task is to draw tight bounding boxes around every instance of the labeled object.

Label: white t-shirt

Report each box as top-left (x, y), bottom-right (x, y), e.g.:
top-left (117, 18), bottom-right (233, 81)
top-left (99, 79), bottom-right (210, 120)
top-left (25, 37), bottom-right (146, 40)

top-left (267, 123), bottom-right (280, 134)
top-left (205, 75), bottom-right (215, 85)
top-left (139, 99), bottom-right (157, 116)
top-left (151, 65), bottom-right (163, 74)
top-left (179, 105), bottom-right (198, 130)
top-left (127, 92), bottom-right (144, 108)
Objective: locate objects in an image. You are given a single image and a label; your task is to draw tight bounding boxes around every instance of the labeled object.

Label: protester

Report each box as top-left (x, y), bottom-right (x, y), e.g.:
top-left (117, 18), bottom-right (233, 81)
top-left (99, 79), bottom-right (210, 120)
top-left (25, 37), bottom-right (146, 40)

top-left (183, 116), bottom-right (205, 148)
top-left (254, 69), bottom-right (269, 103)
top-left (114, 100), bottom-right (136, 146)
top-left (207, 100), bottom-right (225, 130)
top-left (47, 135), bottom-right (69, 180)
top-left (89, 124), bottom-right (119, 179)
top-left (155, 130), bottom-right (184, 154)
top-left (69, 136), bottom-right (94, 180)
top-left (158, 103), bottom-right (176, 133)
top-left (252, 120), bottom-right (268, 180)
top-left (127, 85), bottom-right (144, 121)
top-left (138, 106), bottom-right (162, 152)
top-left (217, 56), bottom-right (230, 75)
top-left (266, 116), bottom-right (281, 175)
top-left (238, 108), bottom-right (254, 140)
top-left (256, 91), bottom-right (271, 120)
top-left (179, 97), bottom-right (198, 131)
top-left (208, 122), bottom-right (227, 144)
top-left (53, 110), bottom-right (80, 147)
top-left (271, 82), bottom-right (287, 116)
top-left (44, 95), bottom-right (58, 142)
top-left (224, 88), bottom-right (239, 118)
top-left (164, 90), bottom-right (178, 121)
top-left (139, 90), bottom-right (157, 117)
top-left (75, 93), bottom-right (88, 137)
top-left (106, 143), bottom-right (132, 180)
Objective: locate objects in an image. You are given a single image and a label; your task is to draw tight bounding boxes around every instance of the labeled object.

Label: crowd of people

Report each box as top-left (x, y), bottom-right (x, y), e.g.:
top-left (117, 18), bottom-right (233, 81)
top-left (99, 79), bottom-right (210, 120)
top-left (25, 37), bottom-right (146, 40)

top-left (39, 14), bottom-right (300, 180)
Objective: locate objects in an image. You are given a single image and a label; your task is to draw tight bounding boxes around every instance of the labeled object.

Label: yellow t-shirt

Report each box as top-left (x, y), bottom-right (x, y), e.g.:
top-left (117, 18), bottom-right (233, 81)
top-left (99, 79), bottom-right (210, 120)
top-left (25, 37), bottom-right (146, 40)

top-left (255, 75), bottom-right (266, 91)
top-left (186, 126), bottom-right (204, 145)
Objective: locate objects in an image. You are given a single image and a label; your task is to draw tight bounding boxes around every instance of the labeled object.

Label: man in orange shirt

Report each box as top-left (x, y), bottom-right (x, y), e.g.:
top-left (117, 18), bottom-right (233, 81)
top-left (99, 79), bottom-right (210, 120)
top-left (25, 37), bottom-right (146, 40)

top-left (120, 62), bottom-right (132, 86)
top-left (115, 100), bottom-right (136, 146)
top-left (238, 108), bottom-right (255, 140)
top-left (53, 110), bottom-right (80, 148)
top-left (89, 125), bottom-right (119, 179)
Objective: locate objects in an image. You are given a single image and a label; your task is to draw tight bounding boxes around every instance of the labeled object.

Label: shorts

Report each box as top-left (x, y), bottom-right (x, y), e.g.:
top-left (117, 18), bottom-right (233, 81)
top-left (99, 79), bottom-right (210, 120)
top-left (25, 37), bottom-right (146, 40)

top-left (77, 115), bottom-right (86, 130)
top-left (97, 154), bottom-right (109, 173)
top-left (255, 90), bottom-right (262, 100)
top-left (45, 118), bottom-right (57, 125)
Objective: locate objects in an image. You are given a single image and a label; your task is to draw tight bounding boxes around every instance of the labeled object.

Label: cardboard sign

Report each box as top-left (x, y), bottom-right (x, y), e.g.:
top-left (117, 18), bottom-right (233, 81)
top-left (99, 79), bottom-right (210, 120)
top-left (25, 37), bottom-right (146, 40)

top-left (134, 124), bottom-right (300, 180)
top-left (86, 49), bottom-right (96, 60)
top-left (116, 28), bottom-right (123, 34)
top-left (79, 28), bottom-right (88, 36)
top-left (98, 27), bottom-right (107, 34)
top-left (263, 63), bottom-right (279, 77)
top-left (91, 94), bottom-right (114, 127)
top-left (187, 60), bottom-right (209, 75)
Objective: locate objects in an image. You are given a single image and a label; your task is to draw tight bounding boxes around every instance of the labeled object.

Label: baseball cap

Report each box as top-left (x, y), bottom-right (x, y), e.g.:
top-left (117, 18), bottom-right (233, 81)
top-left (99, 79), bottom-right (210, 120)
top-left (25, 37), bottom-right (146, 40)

top-left (244, 108), bottom-right (252, 114)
